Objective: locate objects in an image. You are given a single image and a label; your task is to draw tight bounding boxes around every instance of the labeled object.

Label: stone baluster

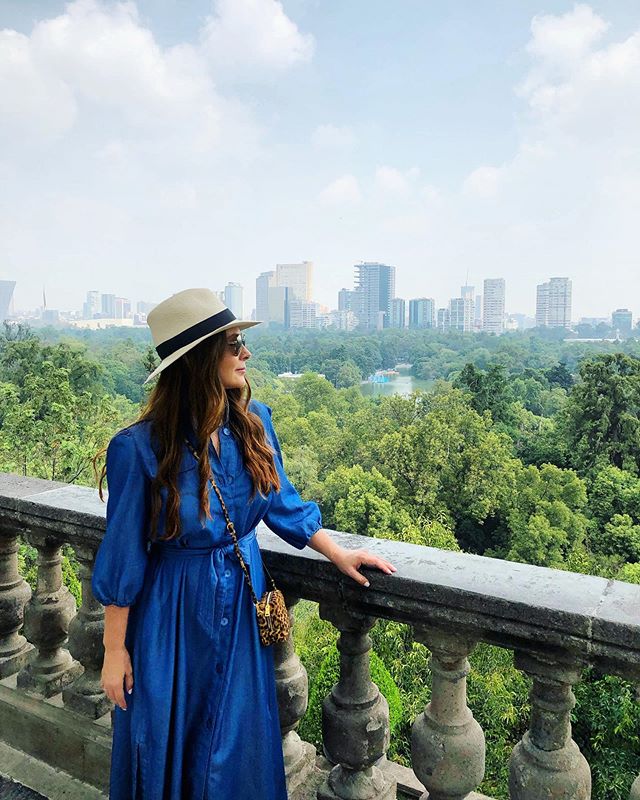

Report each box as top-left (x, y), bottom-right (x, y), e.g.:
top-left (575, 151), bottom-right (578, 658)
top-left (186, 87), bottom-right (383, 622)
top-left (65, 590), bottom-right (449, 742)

top-left (631, 776), bottom-right (640, 800)
top-left (411, 625), bottom-right (485, 800)
top-left (0, 527), bottom-right (34, 677)
top-left (273, 594), bottom-right (316, 795)
top-left (62, 544), bottom-right (110, 718)
top-left (16, 533), bottom-right (83, 696)
top-left (509, 650), bottom-right (591, 799)
top-left (316, 603), bottom-right (396, 800)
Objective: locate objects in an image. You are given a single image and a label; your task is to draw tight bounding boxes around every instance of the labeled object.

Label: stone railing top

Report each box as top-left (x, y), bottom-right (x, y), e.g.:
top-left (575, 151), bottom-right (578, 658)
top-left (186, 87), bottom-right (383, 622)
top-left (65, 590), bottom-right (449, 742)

top-left (2, 473), bottom-right (639, 680)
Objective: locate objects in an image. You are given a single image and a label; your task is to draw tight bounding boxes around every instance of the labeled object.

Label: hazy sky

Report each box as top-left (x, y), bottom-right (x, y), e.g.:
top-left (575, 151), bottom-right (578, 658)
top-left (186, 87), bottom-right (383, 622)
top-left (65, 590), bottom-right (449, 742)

top-left (2, 0), bottom-right (639, 319)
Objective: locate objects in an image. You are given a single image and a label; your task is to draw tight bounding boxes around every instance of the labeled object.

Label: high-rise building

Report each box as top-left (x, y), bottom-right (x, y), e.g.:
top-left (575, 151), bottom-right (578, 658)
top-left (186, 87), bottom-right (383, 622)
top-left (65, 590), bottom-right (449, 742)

top-left (409, 298), bottom-right (436, 329)
top-left (536, 278), bottom-right (572, 328)
top-left (460, 285), bottom-right (475, 332)
top-left (475, 295), bottom-right (483, 327)
top-left (276, 262), bottom-right (313, 302)
top-left (83, 290), bottom-right (100, 320)
top-left (483, 279), bottom-right (506, 335)
top-left (390, 298), bottom-right (406, 329)
top-left (437, 307), bottom-right (450, 331)
top-left (449, 298), bottom-right (467, 332)
top-left (548, 278), bottom-right (572, 328)
top-left (101, 293), bottom-right (116, 318)
top-left (224, 283), bottom-right (243, 318)
top-left (354, 262), bottom-right (396, 329)
top-left (289, 300), bottom-right (317, 329)
top-left (612, 308), bottom-right (633, 337)
top-left (338, 288), bottom-right (359, 311)
top-left (535, 283), bottom-right (549, 327)
top-left (114, 297), bottom-right (131, 319)
top-left (256, 271), bottom-right (275, 323)
top-left (268, 287), bottom-right (289, 327)
top-left (0, 280), bottom-right (16, 321)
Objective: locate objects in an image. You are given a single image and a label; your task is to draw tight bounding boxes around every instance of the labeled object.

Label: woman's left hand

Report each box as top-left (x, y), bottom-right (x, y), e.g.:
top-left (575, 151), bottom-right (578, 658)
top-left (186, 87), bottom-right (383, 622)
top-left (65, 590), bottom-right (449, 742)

top-left (331, 546), bottom-right (397, 587)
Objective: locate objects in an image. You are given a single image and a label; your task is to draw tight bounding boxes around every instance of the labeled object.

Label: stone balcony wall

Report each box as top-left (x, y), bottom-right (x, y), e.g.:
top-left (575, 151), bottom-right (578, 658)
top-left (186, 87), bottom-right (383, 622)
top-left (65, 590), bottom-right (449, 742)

top-left (0, 472), bottom-right (639, 800)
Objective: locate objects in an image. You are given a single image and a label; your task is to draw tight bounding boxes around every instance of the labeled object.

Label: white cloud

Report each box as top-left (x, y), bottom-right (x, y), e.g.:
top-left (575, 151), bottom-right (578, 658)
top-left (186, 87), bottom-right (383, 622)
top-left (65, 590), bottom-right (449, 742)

top-left (462, 165), bottom-right (505, 199)
top-left (200, 0), bottom-right (314, 80)
top-left (0, 28), bottom-right (77, 142)
top-left (318, 175), bottom-right (362, 206)
top-left (0, 0), bottom-right (314, 159)
top-left (375, 166), bottom-right (420, 195)
top-left (311, 124), bottom-right (356, 150)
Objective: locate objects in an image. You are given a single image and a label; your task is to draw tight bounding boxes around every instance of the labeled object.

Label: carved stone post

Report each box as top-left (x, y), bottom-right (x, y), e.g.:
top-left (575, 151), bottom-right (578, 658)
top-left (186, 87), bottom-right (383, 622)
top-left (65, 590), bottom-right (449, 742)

top-left (630, 776), bottom-right (640, 799)
top-left (411, 625), bottom-right (485, 800)
top-left (509, 651), bottom-right (591, 799)
top-left (0, 528), bottom-right (34, 677)
top-left (274, 594), bottom-right (316, 795)
top-left (62, 544), bottom-right (110, 718)
top-left (316, 603), bottom-right (396, 800)
top-left (16, 533), bottom-right (83, 697)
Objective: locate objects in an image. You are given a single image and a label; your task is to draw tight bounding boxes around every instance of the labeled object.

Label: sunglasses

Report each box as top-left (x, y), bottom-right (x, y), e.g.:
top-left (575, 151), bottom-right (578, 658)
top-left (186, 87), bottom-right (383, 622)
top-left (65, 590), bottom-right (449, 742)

top-left (226, 332), bottom-right (247, 356)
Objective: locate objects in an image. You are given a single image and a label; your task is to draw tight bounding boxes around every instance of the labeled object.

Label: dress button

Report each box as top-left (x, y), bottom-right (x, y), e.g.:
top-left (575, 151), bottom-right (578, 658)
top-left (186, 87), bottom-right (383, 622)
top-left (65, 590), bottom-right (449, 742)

top-left (223, 427), bottom-right (230, 436)
top-left (224, 569), bottom-right (231, 577)
top-left (221, 617), bottom-right (228, 626)
top-left (215, 663), bottom-right (223, 675)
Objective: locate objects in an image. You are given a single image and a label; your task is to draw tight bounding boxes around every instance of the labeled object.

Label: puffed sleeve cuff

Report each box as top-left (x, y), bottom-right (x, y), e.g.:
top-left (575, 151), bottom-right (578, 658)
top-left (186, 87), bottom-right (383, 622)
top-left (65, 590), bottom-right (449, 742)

top-left (92, 429), bottom-right (150, 607)
top-left (255, 402), bottom-right (324, 550)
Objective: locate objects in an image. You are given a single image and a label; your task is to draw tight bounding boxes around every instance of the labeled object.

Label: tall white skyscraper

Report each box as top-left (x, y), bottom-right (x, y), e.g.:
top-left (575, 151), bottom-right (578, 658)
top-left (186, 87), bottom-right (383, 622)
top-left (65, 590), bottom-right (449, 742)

top-left (460, 285), bottom-right (475, 332)
top-left (275, 262), bottom-right (313, 302)
top-left (548, 277), bottom-right (572, 328)
top-left (536, 278), bottom-right (571, 328)
top-left (83, 290), bottom-right (100, 320)
top-left (437, 307), bottom-right (450, 331)
top-left (256, 271), bottom-right (275, 323)
top-left (224, 283), bottom-right (243, 318)
top-left (483, 279), bottom-right (506, 335)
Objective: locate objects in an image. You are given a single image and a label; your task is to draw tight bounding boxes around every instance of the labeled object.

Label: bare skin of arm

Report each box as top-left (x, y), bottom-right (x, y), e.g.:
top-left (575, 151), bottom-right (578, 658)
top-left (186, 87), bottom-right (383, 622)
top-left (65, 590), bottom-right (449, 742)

top-left (101, 605), bottom-right (134, 711)
top-left (308, 528), bottom-right (397, 586)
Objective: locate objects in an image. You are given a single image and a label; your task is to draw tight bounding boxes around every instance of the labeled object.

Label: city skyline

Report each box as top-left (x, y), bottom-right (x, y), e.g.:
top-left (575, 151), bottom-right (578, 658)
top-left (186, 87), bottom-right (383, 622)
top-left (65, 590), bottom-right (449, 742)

top-left (2, 2), bottom-right (639, 320)
top-left (7, 267), bottom-right (636, 335)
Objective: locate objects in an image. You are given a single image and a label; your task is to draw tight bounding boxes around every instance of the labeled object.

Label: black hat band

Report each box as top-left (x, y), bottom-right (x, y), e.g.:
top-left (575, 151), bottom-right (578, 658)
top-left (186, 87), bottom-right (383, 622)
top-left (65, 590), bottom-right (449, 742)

top-left (156, 308), bottom-right (236, 360)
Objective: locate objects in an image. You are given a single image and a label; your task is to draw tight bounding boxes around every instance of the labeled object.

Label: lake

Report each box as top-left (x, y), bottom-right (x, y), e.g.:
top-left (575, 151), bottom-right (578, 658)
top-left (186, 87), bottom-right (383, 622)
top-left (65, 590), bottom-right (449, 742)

top-left (359, 367), bottom-right (434, 398)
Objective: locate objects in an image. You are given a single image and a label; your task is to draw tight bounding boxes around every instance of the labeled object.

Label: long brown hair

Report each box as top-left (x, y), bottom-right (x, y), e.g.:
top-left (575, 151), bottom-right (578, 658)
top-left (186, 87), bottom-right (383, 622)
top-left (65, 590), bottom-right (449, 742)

top-left (97, 331), bottom-right (280, 540)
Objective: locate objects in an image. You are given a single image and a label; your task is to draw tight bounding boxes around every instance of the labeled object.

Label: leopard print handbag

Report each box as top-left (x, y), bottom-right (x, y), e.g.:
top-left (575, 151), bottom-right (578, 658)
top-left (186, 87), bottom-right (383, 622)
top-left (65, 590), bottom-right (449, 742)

top-left (185, 439), bottom-right (291, 647)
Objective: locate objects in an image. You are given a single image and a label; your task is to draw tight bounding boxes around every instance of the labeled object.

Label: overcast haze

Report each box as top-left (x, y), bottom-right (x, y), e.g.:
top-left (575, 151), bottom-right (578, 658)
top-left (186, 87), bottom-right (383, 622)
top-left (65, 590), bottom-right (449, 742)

top-left (2, 0), bottom-right (639, 319)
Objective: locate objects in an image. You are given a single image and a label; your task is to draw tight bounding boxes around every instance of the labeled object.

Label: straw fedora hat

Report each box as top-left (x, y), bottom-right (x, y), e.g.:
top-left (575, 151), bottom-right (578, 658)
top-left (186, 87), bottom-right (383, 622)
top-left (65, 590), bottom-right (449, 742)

top-left (144, 288), bottom-right (260, 383)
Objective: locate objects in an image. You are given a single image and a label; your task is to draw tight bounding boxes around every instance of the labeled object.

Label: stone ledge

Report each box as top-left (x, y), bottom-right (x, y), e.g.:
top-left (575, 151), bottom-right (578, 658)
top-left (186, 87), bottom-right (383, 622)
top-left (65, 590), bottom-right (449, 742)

top-left (1, 472), bottom-right (639, 678)
top-left (0, 741), bottom-right (106, 800)
top-left (0, 683), bottom-right (111, 793)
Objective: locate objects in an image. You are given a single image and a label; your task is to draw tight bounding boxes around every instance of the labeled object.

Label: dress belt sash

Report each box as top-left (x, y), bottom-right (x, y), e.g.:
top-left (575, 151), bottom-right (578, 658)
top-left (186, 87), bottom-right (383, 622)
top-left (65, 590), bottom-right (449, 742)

top-left (150, 528), bottom-right (257, 563)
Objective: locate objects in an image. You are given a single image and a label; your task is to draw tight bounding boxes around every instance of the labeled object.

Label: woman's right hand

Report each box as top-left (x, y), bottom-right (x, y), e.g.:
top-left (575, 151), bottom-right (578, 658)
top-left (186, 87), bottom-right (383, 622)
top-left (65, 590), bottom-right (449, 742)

top-left (101, 647), bottom-right (134, 711)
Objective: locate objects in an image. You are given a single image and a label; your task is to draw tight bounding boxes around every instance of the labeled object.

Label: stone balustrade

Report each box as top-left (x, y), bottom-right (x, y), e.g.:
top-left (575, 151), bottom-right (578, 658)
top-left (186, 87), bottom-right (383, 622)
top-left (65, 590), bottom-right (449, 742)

top-left (0, 472), bottom-right (639, 800)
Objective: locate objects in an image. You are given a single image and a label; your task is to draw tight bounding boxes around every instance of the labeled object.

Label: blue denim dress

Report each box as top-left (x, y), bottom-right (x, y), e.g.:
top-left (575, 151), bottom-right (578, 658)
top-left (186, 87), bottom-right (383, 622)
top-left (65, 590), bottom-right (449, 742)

top-left (92, 400), bottom-right (322, 800)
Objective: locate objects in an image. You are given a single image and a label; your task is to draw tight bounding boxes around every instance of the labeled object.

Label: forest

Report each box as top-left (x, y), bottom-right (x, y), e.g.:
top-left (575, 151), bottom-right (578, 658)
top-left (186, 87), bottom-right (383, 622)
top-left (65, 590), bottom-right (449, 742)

top-left (2, 321), bottom-right (640, 799)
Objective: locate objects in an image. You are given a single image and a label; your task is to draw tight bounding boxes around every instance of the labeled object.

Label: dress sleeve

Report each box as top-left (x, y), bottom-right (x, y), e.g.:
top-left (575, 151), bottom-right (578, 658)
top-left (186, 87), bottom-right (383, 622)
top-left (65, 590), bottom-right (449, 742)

top-left (92, 429), bottom-right (150, 607)
top-left (260, 404), bottom-right (323, 550)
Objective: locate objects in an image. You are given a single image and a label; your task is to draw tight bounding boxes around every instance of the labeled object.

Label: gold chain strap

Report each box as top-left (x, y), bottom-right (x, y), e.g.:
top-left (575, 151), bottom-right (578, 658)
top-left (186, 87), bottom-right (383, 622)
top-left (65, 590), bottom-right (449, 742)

top-left (184, 437), bottom-right (276, 608)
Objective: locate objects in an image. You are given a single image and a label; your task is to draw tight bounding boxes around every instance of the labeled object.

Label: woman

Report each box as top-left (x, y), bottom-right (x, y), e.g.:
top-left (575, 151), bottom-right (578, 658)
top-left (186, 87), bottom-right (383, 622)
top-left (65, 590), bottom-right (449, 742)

top-left (92, 288), bottom-right (396, 800)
